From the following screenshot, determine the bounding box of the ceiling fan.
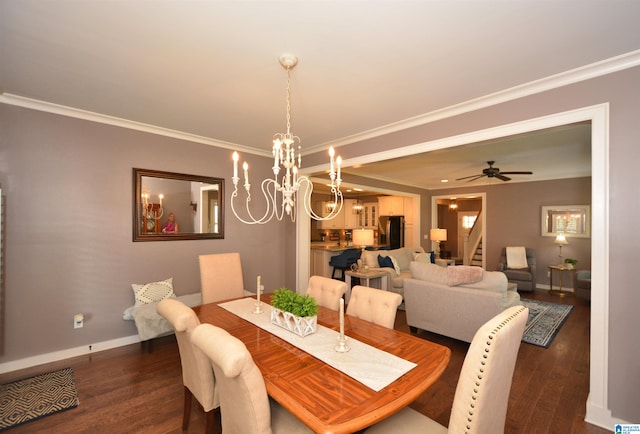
[456,161,533,182]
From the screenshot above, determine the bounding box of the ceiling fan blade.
[495,174,511,181]
[456,174,485,181]
[499,171,533,175]
[463,174,487,183]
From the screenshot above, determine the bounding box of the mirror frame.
[541,204,590,238]
[133,168,225,242]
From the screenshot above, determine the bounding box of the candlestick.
[334,298,350,352]
[232,151,239,179]
[339,298,344,337]
[243,162,249,187]
[253,275,263,314]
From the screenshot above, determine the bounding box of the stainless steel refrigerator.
[378,216,405,249]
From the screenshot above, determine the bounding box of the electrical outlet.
[547,270,551,277]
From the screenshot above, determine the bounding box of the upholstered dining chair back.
[191,323,312,434]
[156,298,218,432]
[306,276,348,311]
[447,304,528,433]
[364,305,529,434]
[199,252,245,304]
[346,285,403,329]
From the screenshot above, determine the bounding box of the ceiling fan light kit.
[456,161,533,183]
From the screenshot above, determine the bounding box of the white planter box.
[270,307,317,337]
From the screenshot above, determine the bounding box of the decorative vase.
[270,307,317,337]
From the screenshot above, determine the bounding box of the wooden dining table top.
[193,296,451,434]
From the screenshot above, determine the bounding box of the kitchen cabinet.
[343,199,360,229]
[379,196,413,221]
[378,196,405,216]
[359,202,378,228]
[319,201,345,229]
[310,247,344,278]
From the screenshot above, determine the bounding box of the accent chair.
[497,247,537,292]
[346,285,403,329]
[191,323,313,433]
[364,305,528,434]
[199,252,246,304]
[306,275,348,311]
[156,298,219,433]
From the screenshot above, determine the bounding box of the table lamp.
[352,228,374,249]
[554,232,568,265]
[430,228,447,258]
[352,228,374,270]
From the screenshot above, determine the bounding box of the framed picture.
[541,205,590,238]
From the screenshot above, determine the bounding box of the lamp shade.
[352,228,374,246]
[554,232,568,245]
[430,228,447,242]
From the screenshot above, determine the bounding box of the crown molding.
[304,49,640,154]
[2,50,638,158]
[0,93,271,157]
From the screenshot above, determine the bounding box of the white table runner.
[219,298,416,392]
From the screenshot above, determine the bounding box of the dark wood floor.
[0,290,610,433]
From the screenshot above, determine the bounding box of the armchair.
[498,247,537,292]
[575,269,591,302]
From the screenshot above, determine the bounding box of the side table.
[344,269,389,303]
[435,258,456,267]
[548,265,576,297]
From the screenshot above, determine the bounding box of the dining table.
[193,295,451,434]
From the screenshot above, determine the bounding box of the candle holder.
[253,282,264,314]
[334,335,351,353]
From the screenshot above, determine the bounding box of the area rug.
[0,367,79,431]
[521,299,574,348]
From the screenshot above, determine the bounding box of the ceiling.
[1,1,639,190]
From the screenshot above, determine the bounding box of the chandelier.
[141,192,164,234]
[231,54,343,224]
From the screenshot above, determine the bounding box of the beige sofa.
[360,246,428,298]
[404,262,521,343]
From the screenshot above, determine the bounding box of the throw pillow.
[131,277,175,307]
[447,266,484,286]
[387,255,401,275]
[413,252,435,264]
[378,254,395,270]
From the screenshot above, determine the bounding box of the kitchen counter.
[310,244,388,278]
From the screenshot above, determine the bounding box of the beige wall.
[1,64,639,424]
[434,177,592,284]
[304,65,640,423]
[0,104,293,364]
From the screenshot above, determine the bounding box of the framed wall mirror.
[541,205,590,238]
[133,168,224,241]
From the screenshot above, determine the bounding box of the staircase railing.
[463,211,483,266]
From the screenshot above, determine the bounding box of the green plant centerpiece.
[270,288,318,337]
[564,258,578,269]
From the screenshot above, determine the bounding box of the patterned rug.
[521,299,574,348]
[0,367,79,431]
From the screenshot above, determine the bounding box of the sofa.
[360,246,430,298]
[404,261,521,343]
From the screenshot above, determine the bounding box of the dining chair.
[156,298,219,434]
[364,305,529,434]
[305,275,348,311]
[199,252,246,304]
[191,323,313,434]
[346,285,403,329]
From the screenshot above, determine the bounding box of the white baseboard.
[0,335,141,374]
[586,397,631,430]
